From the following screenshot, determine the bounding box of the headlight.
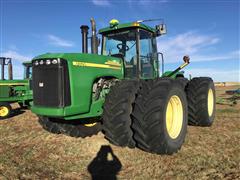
[40,60,44,65]
[46,59,51,65]
[34,61,39,66]
[52,59,58,64]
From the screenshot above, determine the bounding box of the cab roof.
[22,61,32,65]
[99,22,156,34]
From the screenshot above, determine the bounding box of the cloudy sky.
[0,0,239,81]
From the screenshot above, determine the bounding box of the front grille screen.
[32,59,71,107]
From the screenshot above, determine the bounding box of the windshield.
[102,29,137,78]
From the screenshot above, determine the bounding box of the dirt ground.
[0,86,239,179]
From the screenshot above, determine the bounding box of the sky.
[0,0,239,82]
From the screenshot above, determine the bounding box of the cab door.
[138,29,158,79]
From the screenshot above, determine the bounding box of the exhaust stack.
[0,57,13,80]
[80,25,89,53]
[0,57,4,80]
[8,59,13,80]
[90,18,98,54]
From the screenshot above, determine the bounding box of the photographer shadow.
[88,145,122,180]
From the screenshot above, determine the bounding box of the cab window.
[102,30,137,78]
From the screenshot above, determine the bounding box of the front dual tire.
[132,78,188,154]
[102,80,139,148]
[102,78,188,154]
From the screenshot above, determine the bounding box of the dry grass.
[0,86,240,179]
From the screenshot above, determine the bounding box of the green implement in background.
[0,57,32,119]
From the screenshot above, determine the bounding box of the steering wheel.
[117,43,129,51]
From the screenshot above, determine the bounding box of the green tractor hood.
[31,53,124,119]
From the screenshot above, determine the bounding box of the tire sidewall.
[162,83,188,150]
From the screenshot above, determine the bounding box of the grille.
[32,58,71,107]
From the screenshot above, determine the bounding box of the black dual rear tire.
[39,116,102,138]
[132,78,188,154]
[186,77,216,126]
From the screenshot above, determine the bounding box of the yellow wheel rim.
[208,88,214,117]
[166,95,183,139]
[84,122,97,127]
[0,106,9,117]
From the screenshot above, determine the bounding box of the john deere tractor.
[31,19,216,154]
[0,57,33,119]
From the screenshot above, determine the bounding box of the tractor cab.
[99,20,165,79]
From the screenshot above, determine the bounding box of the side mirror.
[156,24,167,36]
